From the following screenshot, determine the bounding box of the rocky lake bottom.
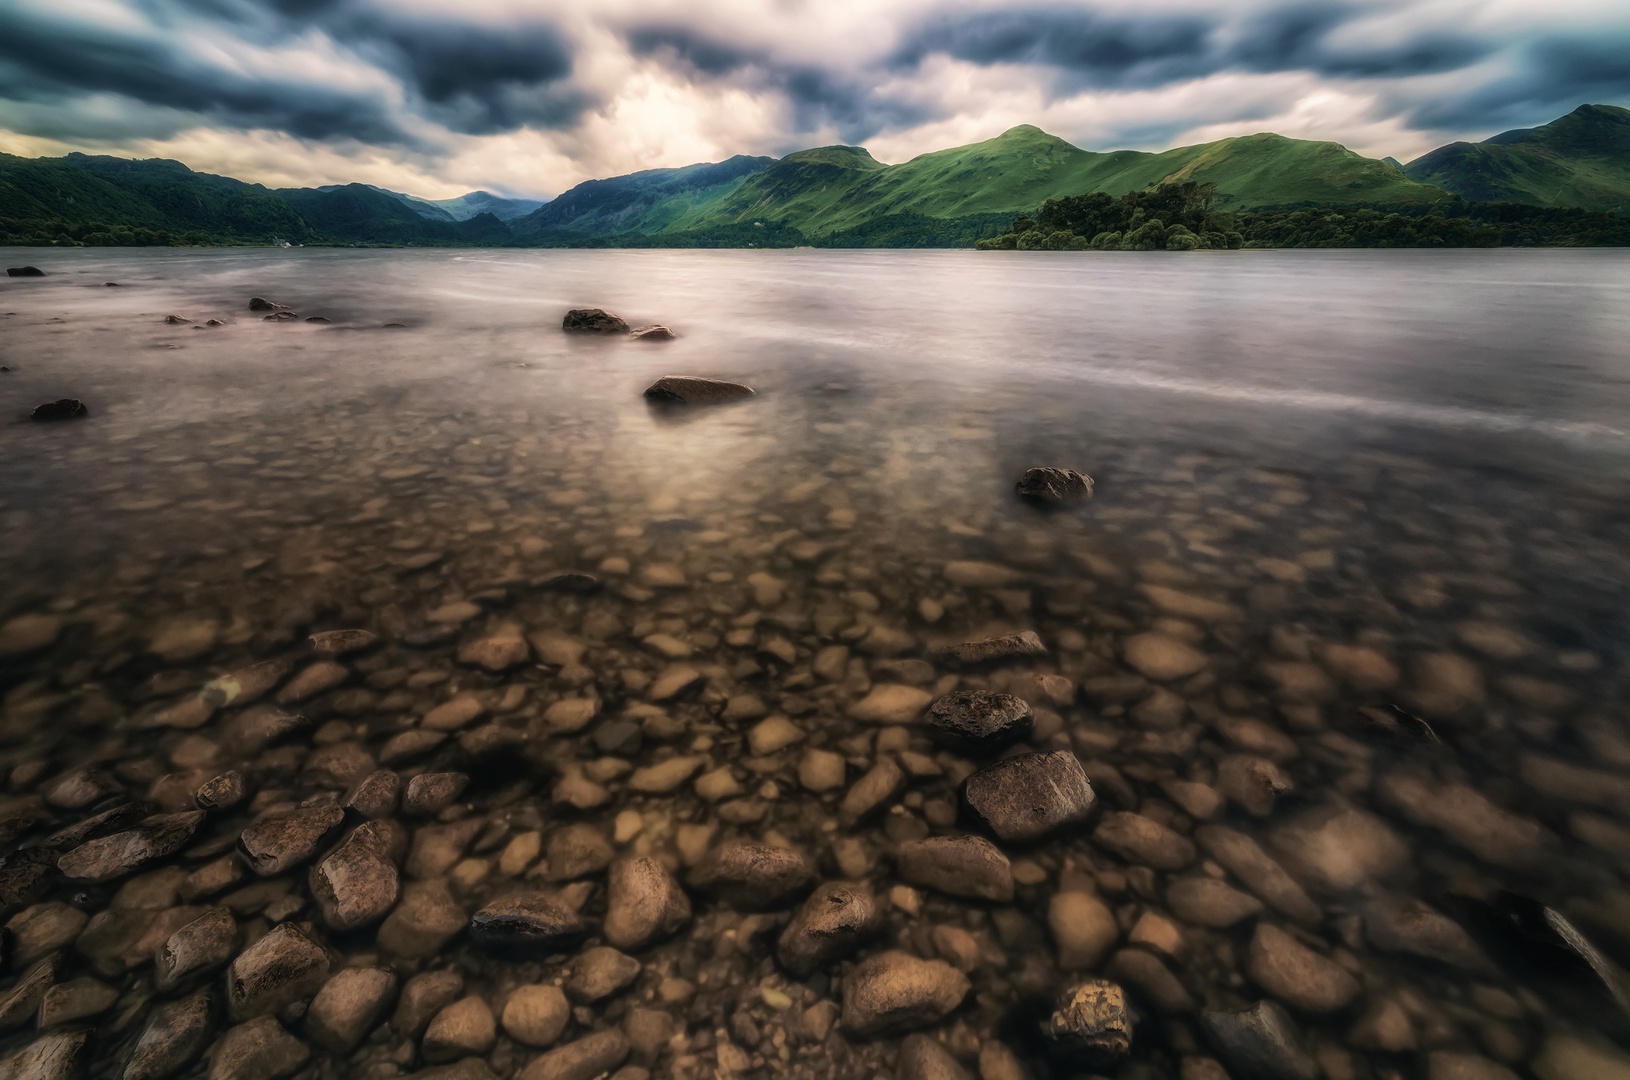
[2,247,1630,1080]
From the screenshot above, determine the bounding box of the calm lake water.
[2,247,1630,1080]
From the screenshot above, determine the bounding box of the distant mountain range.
[1,104,1625,248]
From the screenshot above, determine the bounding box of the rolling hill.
[507,155,776,242]
[1404,104,1630,212]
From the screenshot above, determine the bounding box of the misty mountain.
[1404,104,1630,212]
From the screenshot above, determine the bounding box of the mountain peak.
[781,145,885,170]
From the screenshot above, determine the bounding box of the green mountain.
[276,184,513,245]
[508,155,776,242]
[345,187,543,222]
[1403,104,1630,211]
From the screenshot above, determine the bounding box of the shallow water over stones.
[2,247,1630,1079]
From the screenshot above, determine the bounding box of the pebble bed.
[3,254,1630,1080]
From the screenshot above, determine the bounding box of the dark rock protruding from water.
[1045,979,1132,1062]
[7,266,44,277]
[468,893,586,955]
[644,376,756,404]
[933,631,1047,668]
[777,881,879,978]
[1016,467,1094,503]
[562,308,628,333]
[30,399,88,421]
[264,311,297,322]
[962,752,1095,843]
[248,297,287,311]
[1200,999,1319,1080]
[688,842,818,909]
[630,324,674,340]
[924,690,1033,755]
[164,315,191,325]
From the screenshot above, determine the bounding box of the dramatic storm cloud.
[0,0,1626,198]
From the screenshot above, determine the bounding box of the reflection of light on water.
[1062,363,1630,445]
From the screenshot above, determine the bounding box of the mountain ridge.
[1404,104,1630,211]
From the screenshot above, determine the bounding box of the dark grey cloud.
[1402,34,1630,133]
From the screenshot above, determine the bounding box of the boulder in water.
[644,376,755,404]
[163,315,191,325]
[31,399,88,421]
[563,308,629,333]
[630,324,675,340]
[247,297,286,311]
[7,266,44,277]
[1017,467,1094,502]
[263,311,297,322]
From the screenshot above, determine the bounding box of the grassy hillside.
[676,125,1452,238]
[1404,104,1630,211]
[278,185,512,245]
[509,155,776,242]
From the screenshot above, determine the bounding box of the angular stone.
[125,988,214,1080]
[1046,979,1132,1062]
[604,857,691,951]
[518,1029,631,1080]
[1016,467,1094,503]
[933,631,1047,669]
[208,1016,309,1080]
[1166,877,1264,928]
[404,772,469,816]
[239,806,345,876]
[565,946,641,1003]
[1,1032,88,1080]
[309,629,378,656]
[8,902,88,968]
[961,752,1095,843]
[0,952,64,1027]
[1093,812,1196,871]
[643,376,754,403]
[58,811,206,883]
[37,975,118,1027]
[923,691,1033,756]
[842,950,970,1037]
[647,666,703,701]
[897,836,1013,902]
[1246,924,1359,1013]
[849,685,935,725]
[310,825,400,931]
[777,881,880,978]
[502,984,569,1047]
[628,755,705,793]
[687,842,817,910]
[195,771,247,812]
[1050,890,1120,970]
[563,308,628,333]
[226,922,329,1020]
[423,996,496,1063]
[393,970,465,1039]
[157,906,236,990]
[1195,827,1321,925]
[1200,1000,1318,1080]
[469,893,585,955]
[305,967,397,1053]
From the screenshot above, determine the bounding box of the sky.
[1,0,1627,200]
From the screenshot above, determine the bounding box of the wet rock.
[157,906,236,990]
[0,952,63,1027]
[301,742,375,789]
[1045,979,1132,1062]
[195,771,247,812]
[247,297,287,311]
[1246,924,1359,1013]
[31,399,88,421]
[1200,999,1318,1080]
[0,613,62,658]
[343,770,400,819]
[747,715,803,755]
[1,1032,88,1080]
[842,950,970,1037]
[1363,895,1488,970]
[208,1016,309,1080]
[799,748,848,792]
[628,755,705,792]
[503,984,569,1047]
[841,757,906,823]
[8,902,88,967]
[469,893,585,955]
[563,308,628,333]
[898,1033,974,1080]
[309,823,400,931]
[459,628,530,671]
[777,881,880,978]
[1194,826,1321,925]
[687,842,818,910]
[518,1028,630,1080]
[934,631,1048,669]
[309,629,377,656]
[961,752,1095,843]
[1093,811,1196,871]
[1216,755,1292,817]
[424,996,496,1062]
[1110,948,1194,1012]
[404,772,469,815]
[1124,633,1207,680]
[1166,877,1264,928]
[226,922,329,1020]
[1378,771,1551,869]
[604,857,691,950]
[37,974,117,1027]
[923,691,1033,756]
[1016,467,1094,503]
[1427,1053,1521,1080]
[407,818,483,879]
[896,836,1014,902]
[125,988,214,1080]
[423,694,486,731]
[305,967,396,1053]
[239,806,345,876]
[275,661,347,704]
[393,970,465,1039]
[850,685,935,724]
[59,810,206,883]
[629,324,674,340]
[566,946,641,1003]
[222,704,307,753]
[7,265,45,276]
[548,824,615,881]
[1049,890,1120,970]
[1270,800,1409,893]
[643,375,755,403]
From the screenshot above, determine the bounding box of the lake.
[3,246,1630,1080]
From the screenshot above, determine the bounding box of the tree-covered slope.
[276,185,511,245]
[1403,104,1630,211]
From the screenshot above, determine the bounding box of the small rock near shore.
[1016,467,1094,503]
[562,308,629,333]
[962,752,1095,843]
[924,691,1033,755]
[643,375,755,404]
[31,399,89,421]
